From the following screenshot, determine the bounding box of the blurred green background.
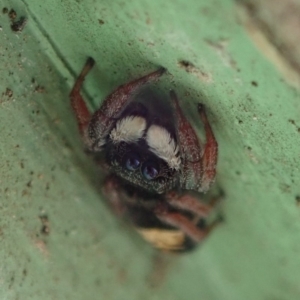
[1,0,300,299]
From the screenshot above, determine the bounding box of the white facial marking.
[146,125,180,170]
[110,116,146,143]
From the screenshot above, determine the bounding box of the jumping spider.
[70,57,220,251]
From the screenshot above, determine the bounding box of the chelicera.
[70,58,220,251]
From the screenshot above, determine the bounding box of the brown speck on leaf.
[251,81,258,87]
[39,215,50,236]
[288,119,300,132]
[178,60,212,83]
[2,7,8,14]
[296,195,300,206]
[8,9,17,20]
[11,17,27,32]
[22,189,30,196]
[34,239,49,258]
[4,88,13,98]
[98,19,104,25]
[34,85,45,93]
[7,9,27,32]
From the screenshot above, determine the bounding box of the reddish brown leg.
[102,175,127,216]
[197,104,218,192]
[69,57,95,136]
[170,91,202,191]
[165,191,218,218]
[154,208,219,243]
[87,67,166,150]
[170,90,202,162]
[95,67,166,118]
[170,91,218,192]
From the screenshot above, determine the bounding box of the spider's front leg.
[70,58,166,150]
[69,57,95,136]
[197,103,218,192]
[170,91,218,192]
[88,66,166,151]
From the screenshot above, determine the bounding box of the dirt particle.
[11,16,27,32]
[6,8,27,32]
[178,60,194,70]
[177,60,212,83]
[34,239,49,257]
[4,88,13,98]
[34,85,45,93]
[296,195,300,206]
[288,119,300,132]
[98,19,104,25]
[2,7,8,14]
[8,9,16,20]
[251,80,258,87]
[39,215,50,236]
[22,189,30,196]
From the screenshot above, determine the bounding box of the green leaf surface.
[1,0,300,299]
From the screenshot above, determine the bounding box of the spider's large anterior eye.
[142,162,159,180]
[125,154,141,171]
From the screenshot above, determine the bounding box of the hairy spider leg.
[87,66,166,150]
[69,57,95,135]
[170,91,203,191]
[166,191,218,218]
[170,91,218,193]
[197,103,218,192]
[154,208,219,243]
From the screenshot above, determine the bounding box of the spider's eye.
[142,162,159,180]
[125,154,141,171]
